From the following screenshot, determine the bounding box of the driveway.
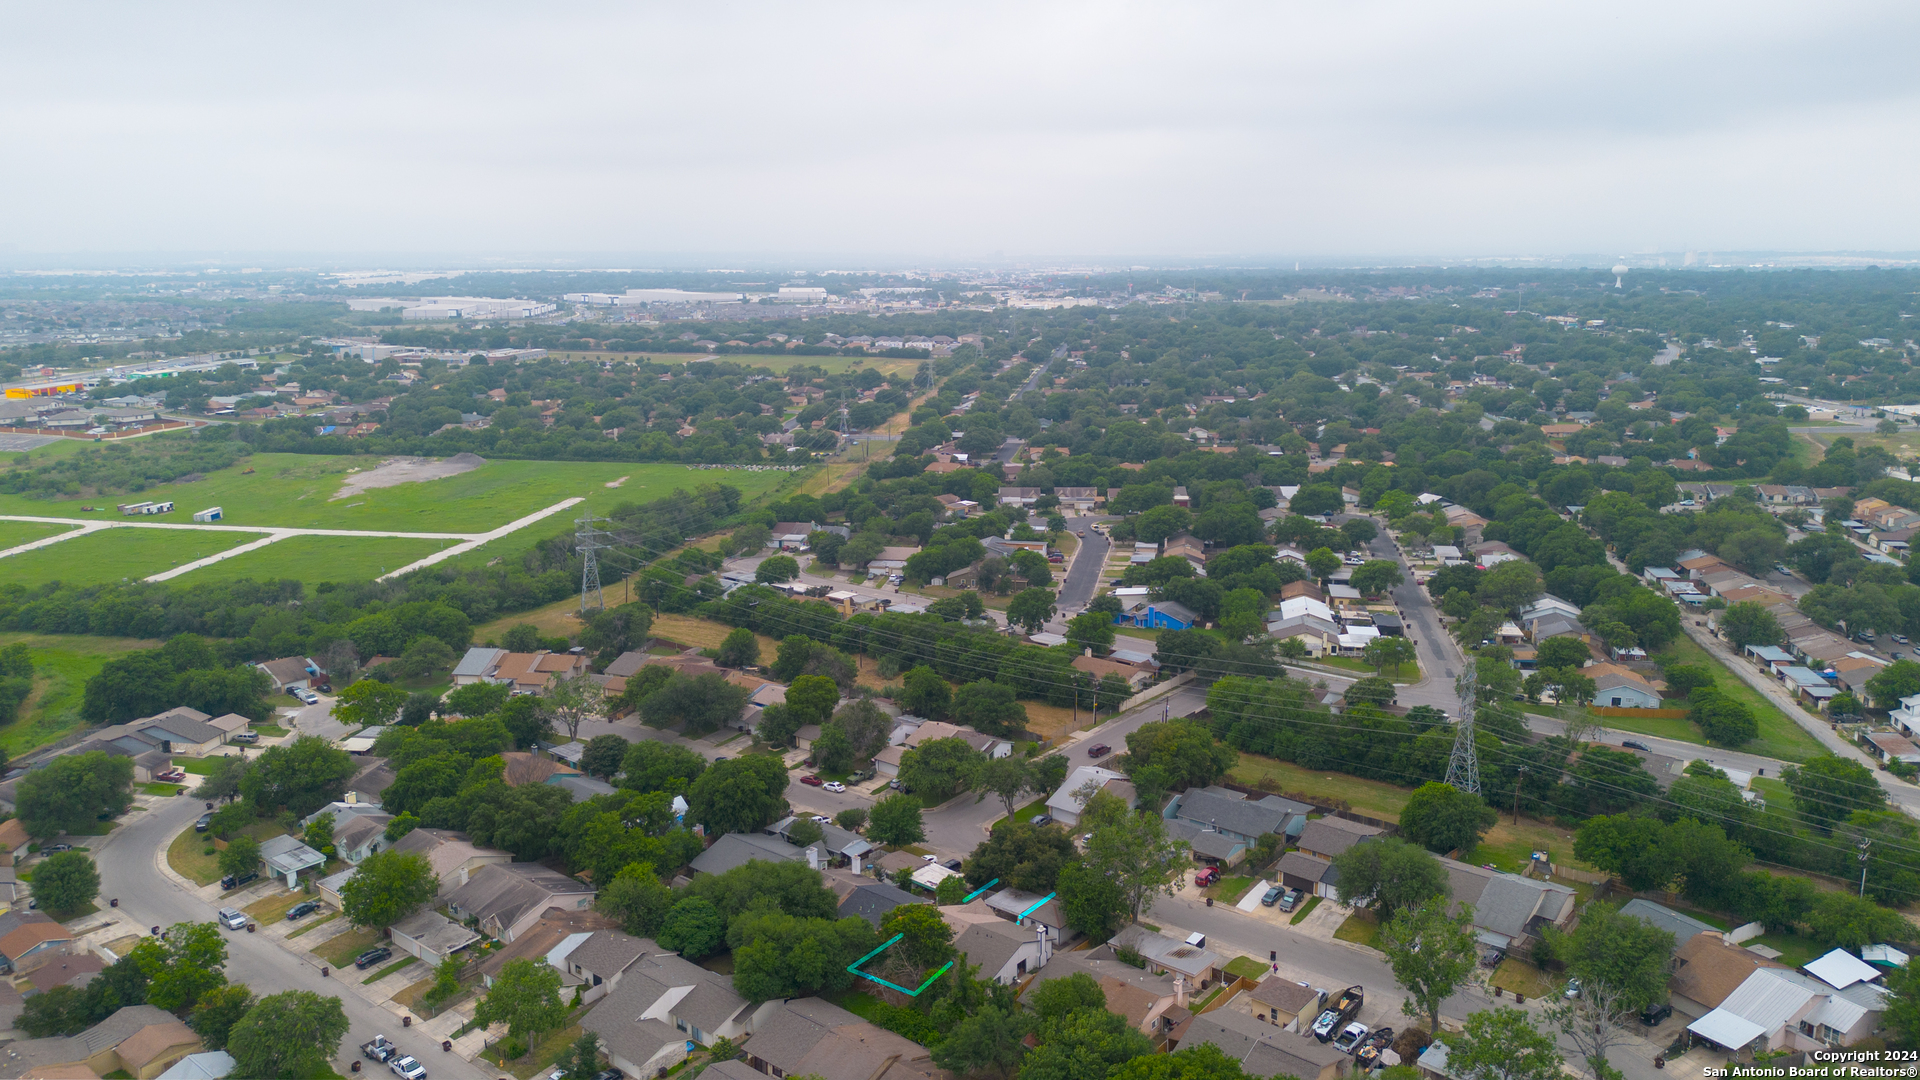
[94,796,492,1078]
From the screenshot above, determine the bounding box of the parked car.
[356,946,394,970]
[1086,744,1111,758]
[231,730,259,744]
[42,843,71,853]
[944,859,963,871]
[220,871,258,891]
[1622,740,1653,752]
[824,781,846,793]
[1897,635,1912,646]
[286,900,318,921]
[362,1035,399,1062]
[155,768,187,783]
[195,813,213,832]
[218,907,249,931]
[811,815,830,824]
[1564,977,1582,998]
[1641,1002,1673,1026]
[1278,888,1303,912]
[1031,813,1054,827]
[1194,866,1220,887]
[800,774,824,787]
[1260,886,1285,906]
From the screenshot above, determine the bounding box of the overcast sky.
[4,2,1918,265]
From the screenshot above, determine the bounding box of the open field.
[0,520,77,550]
[0,528,255,589]
[192,534,459,585]
[0,452,797,533]
[0,632,164,757]
[1661,635,1826,762]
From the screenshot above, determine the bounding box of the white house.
[1045,766,1132,828]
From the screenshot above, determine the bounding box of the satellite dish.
[1611,264,1629,289]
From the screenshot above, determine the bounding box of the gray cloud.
[2,1,1917,261]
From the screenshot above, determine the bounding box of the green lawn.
[0,520,79,551]
[0,452,794,534]
[1011,797,1049,824]
[1334,912,1381,948]
[1660,636,1826,762]
[189,534,458,585]
[314,926,383,969]
[167,825,221,886]
[1301,655,1422,681]
[1229,753,1412,820]
[363,956,419,984]
[1224,955,1269,981]
[0,633,161,757]
[1289,895,1321,924]
[0,527,255,588]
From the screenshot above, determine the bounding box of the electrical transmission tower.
[1445,662,1480,794]
[575,514,613,614]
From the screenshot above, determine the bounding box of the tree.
[901,666,953,720]
[226,990,350,1080]
[900,737,986,799]
[331,679,407,729]
[716,627,761,669]
[239,736,354,818]
[1079,802,1189,923]
[1029,972,1107,1022]
[832,698,894,760]
[1661,663,1714,698]
[444,680,512,719]
[640,671,750,735]
[657,897,728,959]
[1883,958,1920,1050]
[1351,559,1405,597]
[1719,601,1784,650]
[1782,753,1886,832]
[543,671,607,741]
[1443,1008,1564,1080]
[1134,505,1193,543]
[1007,587,1058,634]
[130,921,228,1013]
[1550,902,1675,1013]
[756,554,801,583]
[1056,858,1129,940]
[555,1030,607,1080]
[34,851,99,915]
[1123,719,1236,792]
[932,1005,1030,1079]
[598,863,675,936]
[785,675,840,725]
[473,958,568,1053]
[1867,659,1920,709]
[964,819,1077,893]
[620,741,708,794]
[976,755,1036,820]
[728,910,879,1002]
[1332,837,1449,924]
[189,984,255,1051]
[1399,782,1498,854]
[1346,676,1397,708]
[1573,815,1685,893]
[498,694,555,748]
[1065,611,1117,653]
[882,901,956,969]
[1363,634,1418,676]
[1687,689,1758,746]
[339,850,439,930]
[952,680,1028,737]
[835,808,867,831]
[580,734,629,780]
[812,724,855,773]
[687,755,790,835]
[1020,1003,1154,1080]
[218,836,260,879]
[1535,636,1591,672]
[1306,547,1341,581]
[1380,898,1478,1035]
[1478,560,1544,612]
[16,751,133,839]
[869,793,927,847]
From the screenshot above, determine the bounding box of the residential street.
[93,795,491,1079]
[1347,516,1471,715]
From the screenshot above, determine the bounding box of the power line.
[1445,661,1480,794]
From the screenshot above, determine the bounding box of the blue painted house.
[1118,599,1197,631]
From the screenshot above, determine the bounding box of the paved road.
[1049,514,1113,628]
[1349,517,1469,714]
[95,796,490,1079]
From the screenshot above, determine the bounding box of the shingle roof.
[1170,1007,1347,1079]
[445,864,594,933]
[739,997,936,1080]
[1671,934,1786,1009]
[953,918,1038,976]
[567,928,650,981]
[1276,851,1334,884]
[838,882,919,927]
[1170,789,1301,838]
[1618,899,1718,949]
[1295,817,1381,858]
[690,832,809,875]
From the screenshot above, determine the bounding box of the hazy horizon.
[5,2,1918,263]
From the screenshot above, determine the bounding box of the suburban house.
[1045,765,1134,828]
[301,796,391,864]
[1107,925,1223,987]
[983,887,1073,943]
[28,953,105,994]
[256,834,327,888]
[691,831,823,876]
[1295,818,1382,861]
[444,863,596,942]
[390,828,513,893]
[1165,788,1311,845]
[77,706,237,761]
[473,908,622,998]
[942,904,1051,984]
[451,646,508,686]
[1442,859,1576,953]
[1686,964,1886,1055]
[0,912,75,974]
[766,816,875,873]
[1585,662,1664,708]
[0,818,28,865]
[1168,1008,1350,1080]
[829,875,918,928]
[997,487,1043,507]
[448,647,590,693]
[1618,899,1719,952]
[1021,951,1188,1039]
[739,996,939,1080]
[584,939,777,1079]
[1055,487,1103,512]
[1071,653,1155,692]
[1236,978,1327,1030]
[389,909,483,965]
[874,721,1015,778]
[0,1004,201,1079]
[1115,599,1199,631]
[1670,934,1788,1020]
[255,657,322,694]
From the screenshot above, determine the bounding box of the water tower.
[1612,263,1629,289]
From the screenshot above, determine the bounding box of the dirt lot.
[331,453,487,500]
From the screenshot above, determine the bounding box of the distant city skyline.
[3,2,1916,260]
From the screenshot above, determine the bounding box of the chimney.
[1174,974,1187,1008]
[345,791,358,805]
[1037,924,1051,968]
[806,846,820,870]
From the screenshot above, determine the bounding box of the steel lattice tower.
[575,514,612,614]
[1445,661,1480,794]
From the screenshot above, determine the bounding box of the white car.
[811,814,830,824]
[389,1056,427,1080]
[823,781,846,793]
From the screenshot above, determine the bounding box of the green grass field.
[1662,636,1826,762]
[0,633,162,757]
[191,534,459,585]
[0,528,255,589]
[0,520,78,551]
[0,452,798,533]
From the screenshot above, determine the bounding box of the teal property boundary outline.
[846,933,955,996]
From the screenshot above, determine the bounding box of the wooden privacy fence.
[1590,706,1690,718]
